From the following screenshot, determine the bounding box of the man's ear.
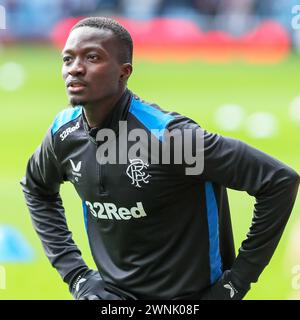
[120,63,133,83]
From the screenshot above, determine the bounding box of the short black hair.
[72,17,133,64]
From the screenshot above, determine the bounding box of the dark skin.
[62,26,133,128]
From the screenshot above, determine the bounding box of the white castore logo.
[70,159,82,181]
[126,159,151,188]
[76,278,86,292]
[224,282,237,298]
[70,159,81,172]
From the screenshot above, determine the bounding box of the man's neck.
[83,89,125,128]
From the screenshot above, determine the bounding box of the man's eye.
[63,56,73,63]
[87,54,100,61]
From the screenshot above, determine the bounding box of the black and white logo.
[126,159,151,188]
[70,159,82,182]
[224,281,238,299]
[75,278,86,292]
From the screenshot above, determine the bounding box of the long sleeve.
[201,130,300,285]
[20,128,88,282]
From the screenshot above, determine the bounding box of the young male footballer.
[21,17,300,300]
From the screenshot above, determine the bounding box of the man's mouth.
[67,80,87,94]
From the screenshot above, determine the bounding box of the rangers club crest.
[126,159,151,188]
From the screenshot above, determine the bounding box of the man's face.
[62,26,129,107]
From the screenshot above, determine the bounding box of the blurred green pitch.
[0,45,299,299]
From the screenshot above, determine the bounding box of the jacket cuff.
[230,255,263,286]
[53,251,88,284]
[64,266,90,288]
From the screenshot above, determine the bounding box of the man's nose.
[68,58,86,76]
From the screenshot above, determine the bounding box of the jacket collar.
[82,88,132,142]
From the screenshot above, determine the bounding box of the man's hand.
[70,269,125,300]
[200,270,250,300]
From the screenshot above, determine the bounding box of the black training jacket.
[21,89,300,299]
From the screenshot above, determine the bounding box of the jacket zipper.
[98,162,107,195]
[96,143,108,196]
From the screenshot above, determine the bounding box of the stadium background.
[0,0,299,299]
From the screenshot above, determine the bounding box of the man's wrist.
[200,270,250,300]
[231,255,261,285]
[65,266,90,288]
[230,269,251,292]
